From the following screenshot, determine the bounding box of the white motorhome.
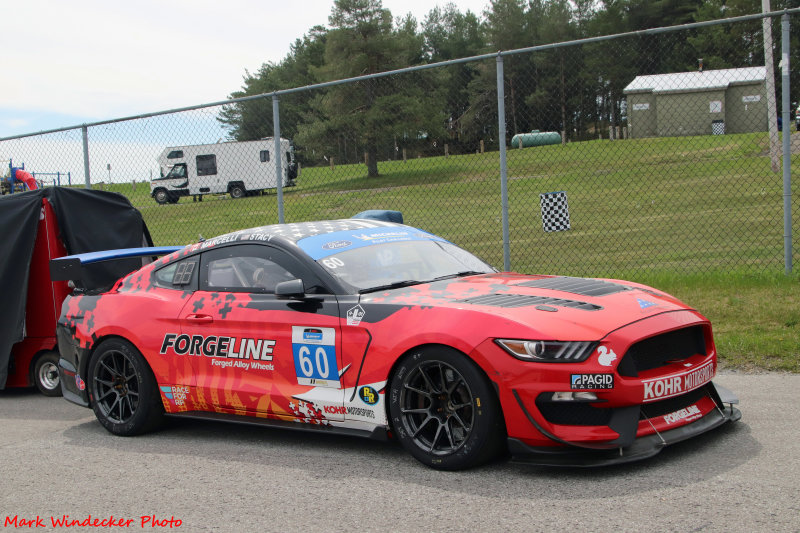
[150,138,297,204]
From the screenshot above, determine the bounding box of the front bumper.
[508,381,741,467]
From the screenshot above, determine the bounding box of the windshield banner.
[297,228,447,260]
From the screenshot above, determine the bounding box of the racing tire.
[88,338,164,436]
[33,351,62,397]
[153,189,169,205]
[229,184,245,199]
[388,346,505,470]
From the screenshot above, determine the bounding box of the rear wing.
[50,246,184,282]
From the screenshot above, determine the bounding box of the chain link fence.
[1,11,797,278]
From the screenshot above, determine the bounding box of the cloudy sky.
[1,0,491,138]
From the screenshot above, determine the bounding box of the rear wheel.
[229,183,245,199]
[388,346,504,470]
[33,351,62,397]
[88,338,164,436]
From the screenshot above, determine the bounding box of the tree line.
[219,0,800,177]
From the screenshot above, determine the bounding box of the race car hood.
[362,273,699,340]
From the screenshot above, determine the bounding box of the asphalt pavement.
[1,372,798,532]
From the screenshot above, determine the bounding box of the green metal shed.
[623,67,767,139]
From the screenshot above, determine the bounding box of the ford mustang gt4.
[51,219,740,470]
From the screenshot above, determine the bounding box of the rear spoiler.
[50,246,184,282]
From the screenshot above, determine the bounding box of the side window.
[196,154,217,176]
[260,150,270,162]
[153,257,199,290]
[200,245,304,294]
[285,151,292,163]
[166,150,184,159]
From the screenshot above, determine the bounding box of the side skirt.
[166,410,390,441]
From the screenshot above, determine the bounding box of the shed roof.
[623,66,766,94]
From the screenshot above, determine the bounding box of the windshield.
[316,240,494,292]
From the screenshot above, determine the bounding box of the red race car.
[52,219,740,469]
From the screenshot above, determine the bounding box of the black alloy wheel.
[389,347,504,470]
[88,339,164,435]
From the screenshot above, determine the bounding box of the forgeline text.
[160,334,275,361]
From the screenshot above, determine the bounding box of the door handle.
[186,314,214,324]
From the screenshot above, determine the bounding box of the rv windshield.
[164,164,186,179]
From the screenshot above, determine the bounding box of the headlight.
[495,339,597,362]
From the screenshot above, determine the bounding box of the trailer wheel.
[229,183,246,199]
[153,188,169,205]
[33,351,62,397]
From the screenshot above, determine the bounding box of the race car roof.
[197,219,447,261]
[203,219,403,245]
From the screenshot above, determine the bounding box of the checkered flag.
[540,191,571,232]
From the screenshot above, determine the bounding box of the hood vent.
[514,276,631,296]
[457,293,602,311]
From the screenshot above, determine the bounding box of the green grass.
[100,132,799,371]
[630,272,799,373]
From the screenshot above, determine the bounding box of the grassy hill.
[101,132,799,370]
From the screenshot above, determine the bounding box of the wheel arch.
[382,342,504,434]
[83,334,159,392]
[227,181,246,194]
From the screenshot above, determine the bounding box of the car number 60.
[322,257,345,269]
[298,345,330,378]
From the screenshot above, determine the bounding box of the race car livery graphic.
[53,219,740,469]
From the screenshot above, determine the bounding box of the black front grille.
[535,394,613,426]
[639,384,710,420]
[458,293,602,311]
[618,326,706,377]
[514,276,631,296]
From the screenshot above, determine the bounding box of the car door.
[181,243,345,421]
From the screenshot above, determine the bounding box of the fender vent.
[457,293,602,311]
[515,276,631,296]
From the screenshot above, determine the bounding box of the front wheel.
[388,346,505,470]
[88,338,164,436]
[153,189,169,205]
[33,351,62,397]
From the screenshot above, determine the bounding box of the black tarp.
[0,188,153,389]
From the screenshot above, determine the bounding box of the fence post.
[272,94,284,224]
[764,2,780,172]
[781,14,793,274]
[81,125,91,189]
[496,53,511,272]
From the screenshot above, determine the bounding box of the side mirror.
[275,279,305,299]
